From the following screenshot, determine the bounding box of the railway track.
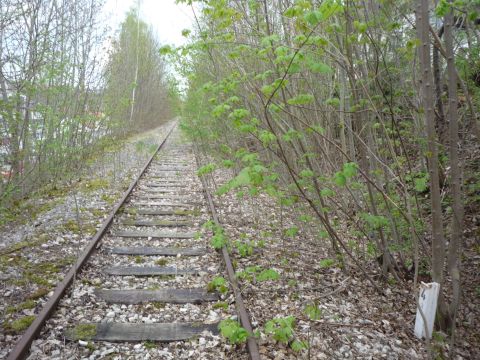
[7,125,259,360]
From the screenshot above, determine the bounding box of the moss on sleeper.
[67,324,97,341]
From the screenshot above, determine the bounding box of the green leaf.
[261,84,275,97]
[285,226,299,237]
[257,268,280,282]
[259,130,277,147]
[435,0,450,17]
[293,34,307,44]
[304,304,323,320]
[222,159,234,168]
[325,97,340,107]
[219,319,249,344]
[197,163,216,176]
[202,220,215,231]
[361,213,389,230]
[159,45,173,55]
[254,70,274,81]
[298,214,313,222]
[261,34,280,47]
[212,103,230,118]
[310,124,325,134]
[353,20,368,33]
[265,316,296,343]
[308,61,332,74]
[210,234,225,249]
[228,108,250,121]
[282,129,303,142]
[287,62,301,74]
[309,35,328,47]
[287,93,314,105]
[304,10,321,26]
[299,169,314,178]
[320,188,335,197]
[342,162,358,178]
[319,230,329,238]
[319,0,343,20]
[414,175,429,192]
[334,172,346,186]
[207,276,228,294]
[291,340,308,352]
[284,5,303,18]
[319,258,335,268]
[210,227,228,249]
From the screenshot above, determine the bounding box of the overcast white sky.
[103,0,195,46]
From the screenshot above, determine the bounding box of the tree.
[103,8,171,133]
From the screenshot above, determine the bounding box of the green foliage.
[235,240,254,257]
[216,162,270,196]
[264,316,296,344]
[367,241,377,257]
[236,266,280,282]
[299,169,314,178]
[334,171,346,186]
[7,316,36,333]
[342,162,358,178]
[284,226,299,237]
[6,300,36,314]
[325,97,340,107]
[67,324,97,341]
[236,265,261,282]
[159,45,173,55]
[334,162,358,187]
[134,256,144,264]
[155,258,168,266]
[207,276,229,294]
[256,268,280,282]
[287,93,314,105]
[197,163,216,176]
[413,173,429,192]
[211,230,228,249]
[144,340,156,350]
[291,339,309,352]
[81,178,110,192]
[218,319,249,344]
[259,130,277,147]
[361,213,389,230]
[307,60,332,74]
[318,258,336,268]
[204,220,229,250]
[222,159,235,168]
[213,301,229,310]
[173,0,476,309]
[304,303,323,320]
[435,0,450,17]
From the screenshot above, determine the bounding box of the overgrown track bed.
[6,126,255,360]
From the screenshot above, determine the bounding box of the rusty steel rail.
[194,147,261,360]
[7,124,176,360]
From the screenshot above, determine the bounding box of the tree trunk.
[416,0,448,327]
[444,3,463,338]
